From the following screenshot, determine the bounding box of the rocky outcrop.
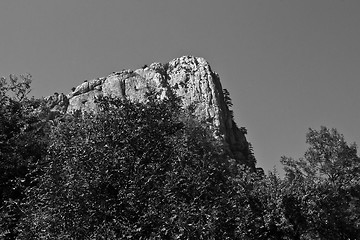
[46,56,255,169]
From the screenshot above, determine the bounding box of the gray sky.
[1,0,360,173]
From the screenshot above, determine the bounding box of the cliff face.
[45,56,255,169]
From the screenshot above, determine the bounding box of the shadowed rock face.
[45,56,255,169]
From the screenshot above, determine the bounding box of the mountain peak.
[45,56,255,168]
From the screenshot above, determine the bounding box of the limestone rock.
[45,56,254,169]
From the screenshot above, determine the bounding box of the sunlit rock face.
[46,56,255,169]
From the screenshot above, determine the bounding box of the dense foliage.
[0,75,50,239]
[280,127,360,239]
[0,77,359,239]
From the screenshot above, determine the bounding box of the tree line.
[0,75,359,239]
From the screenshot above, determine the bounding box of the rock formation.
[46,56,255,169]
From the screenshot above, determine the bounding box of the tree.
[228,165,309,240]
[0,74,49,239]
[281,126,360,239]
[19,92,240,239]
[233,124,360,239]
[281,126,360,184]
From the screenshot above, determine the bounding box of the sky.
[1,0,360,174]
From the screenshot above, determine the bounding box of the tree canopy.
[0,75,49,239]
[280,126,360,239]
[0,77,359,239]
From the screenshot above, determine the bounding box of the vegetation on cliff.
[0,76,359,239]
